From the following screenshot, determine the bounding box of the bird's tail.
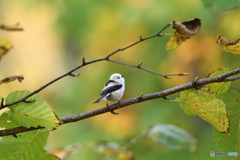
[93,93,109,104]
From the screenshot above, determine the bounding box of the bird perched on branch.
[93,73,125,115]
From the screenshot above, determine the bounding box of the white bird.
[93,73,125,114]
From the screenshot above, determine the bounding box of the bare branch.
[0,24,175,109]
[1,67,240,137]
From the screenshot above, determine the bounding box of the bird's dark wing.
[101,84,122,95]
[105,80,117,87]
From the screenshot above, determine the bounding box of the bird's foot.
[107,103,119,115]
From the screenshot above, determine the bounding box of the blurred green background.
[1,0,240,159]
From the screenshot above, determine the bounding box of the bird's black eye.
[118,77,120,79]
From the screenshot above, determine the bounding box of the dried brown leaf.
[0,75,24,85]
[0,23,23,31]
[173,18,201,36]
[166,18,201,51]
[216,35,240,56]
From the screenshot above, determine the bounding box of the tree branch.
[0,23,183,110]
[1,67,239,137]
[223,75,240,82]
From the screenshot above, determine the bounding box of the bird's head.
[110,73,124,84]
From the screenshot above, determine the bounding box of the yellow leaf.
[176,89,229,133]
[206,67,231,95]
[0,39,12,59]
[216,35,240,56]
[166,35,188,51]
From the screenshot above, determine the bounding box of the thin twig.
[107,59,186,79]
[1,67,240,137]
[0,24,173,109]
[106,23,172,58]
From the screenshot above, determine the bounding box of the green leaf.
[43,154,60,160]
[88,141,134,160]
[213,91,240,157]
[147,124,197,152]
[202,0,240,12]
[206,67,231,95]
[176,89,229,133]
[0,129,50,160]
[0,112,18,129]
[4,91,60,129]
